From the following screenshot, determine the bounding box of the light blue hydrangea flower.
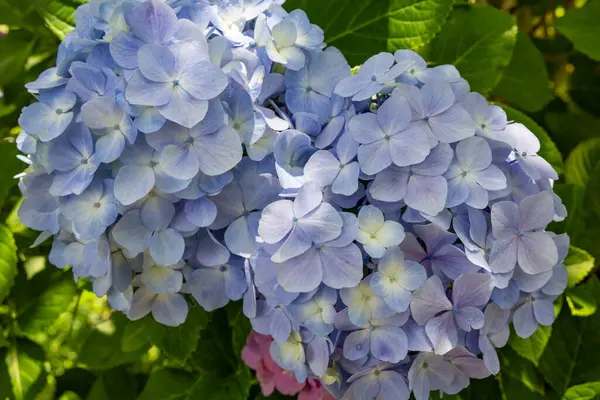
[370,247,427,312]
[355,205,405,259]
[489,191,558,274]
[19,88,76,142]
[349,92,431,175]
[411,273,493,354]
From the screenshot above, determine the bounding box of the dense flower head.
[16,0,569,399]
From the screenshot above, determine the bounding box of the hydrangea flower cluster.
[16,0,569,399]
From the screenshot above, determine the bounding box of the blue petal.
[149,228,184,266]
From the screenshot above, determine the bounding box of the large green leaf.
[563,382,600,400]
[545,111,600,167]
[436,376,502,399]
[284,0,454,66]
[564,137,600,187]
[498,104,564,174]
[0,140,27,207]
[555,0,600,62]
[0,224,18,304]
[4,339,47,400]
[538,296,600,395]
[508,325,551,367]
[564,246,596,288]
[566,275,600,317]
[78,313,150,370]
[493,32,553,112]
[122,306,210,363]
[425,4,517,95]
[137,367,251,400]
[17,269,77,336]
[86,367,138,400]
[499,347,546,398]
[32,0,87,39]
[0,31,36,87]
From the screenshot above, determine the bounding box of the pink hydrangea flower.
[242,330,334,399]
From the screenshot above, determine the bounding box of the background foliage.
[0,0,598,399]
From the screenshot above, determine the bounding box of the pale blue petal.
[141,196,175,230]
[343,329,370,360]
[410,275,453,325]
[275,247,322,293]
[320,244,363,289]
[371,326,408,363]
[184,197,217,227]
[149,228,184,266]
[425,311,457,354]
[127,0,178,44]
[138,44,175,82]
[152,293,188,327]
[114,164,155,205]
[158,87,209,128]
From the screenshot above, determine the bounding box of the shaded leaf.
[499,347,546,398]
[426,4,517,95]
[0,224,18,304]
[566,275,600,317]
[545,111,600,160]
[555,0,600,62]
[0,140,26,207]
[0,31,36,87]
[5,339,47,400]
[564,246,596,288]
[285,0,454,66]
[563,382,600,400]
[17,269,77,336]
[435,376,502,399]
[564,137,600,187]
[493,31,553,112]
[78,313,150,370]
[136,368,196,400]
[508,325,552,367]
[538,293,600,395]
[86,367,138,400]
[33,0,87,39]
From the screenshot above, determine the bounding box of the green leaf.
[435,376,502,399]
[564,137,600,187]
[564,246,596,288]
[226,302,252,361]
[0,140,27,207]
[0,31,36,87]
[136,368,196,400]
[5,339,47,400]
[425,4,517,95]
[563,382,600,400]
[17,270,77,336]
[121,317,157,353]
[86,367,138,400]
[284,0,454,66]
[508,325,552,367]
[131,306,210,364]
[493,32,553,112]
[32,0,87,39]
[555,0,600,62]
[499,347,546,398]
[567,275,600,317]
[0,224,18,304]
[78,313,150,370]
[544,111,600,159]
[498,104,564,174]
[538,294,600,395]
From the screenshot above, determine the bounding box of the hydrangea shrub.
[16,0,568,399]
